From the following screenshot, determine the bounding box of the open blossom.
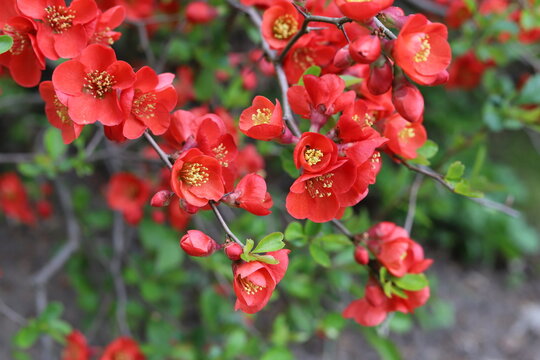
[62,330,91,360]
[288,74,354,129]
[226,173,273,216]
[293,132,338,174]
[52,44,136,126]
[195,115,238,169]
[0,16,45,87]
[393,14,451,86]
[17,0,98,60]
[106,173,149,225]
[335,0,394,22]
[0,172,35,225]
[39,81,84,144]
[185,1,218,24]
[100,337,145,360]
[239,96,284,141]
[170,148,225,208]
[233,249,290,314]
[120,66,177,139]
[383,113,427,160]
[283,33,335,84]
[262,1,302,50]
[180,230,219,257]
[90,6,126,46]
[336,99,381,143]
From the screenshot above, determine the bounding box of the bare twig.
[0,153,35,163]
[126,19,156,67]
[84,129,105,157]
[401,161,521,217]
[275,65,302,137]
[143,131,173,168]
[0,297,26,325]
[331,219,354,240]
[210,202,244,247]
[372,16,397,40]
[404,174,424,234]
[110,212,131,336]
[31,179,81,285]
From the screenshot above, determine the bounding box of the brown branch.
[404,173,424,234]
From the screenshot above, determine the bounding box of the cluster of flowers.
[344,222,432,326]
[62,331,144,360]
[0,172,52,225]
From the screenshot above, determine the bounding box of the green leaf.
[155,239,183,274]
[252,232,285,253]
[318,233,352,246]
[284,221,304,241]
[445,161,465,182]
[517,74,540,105]
[383,281,393,298]
[309,243,331,267]
[393,273,428,291]
[361,328,402,360]
[44,127,67,159]
[39,302,63,321]
[262,347,294,360]
[243,238,254,254]
[454,181,484,198]
[297,66,321,86]
[379,267,388,283]
[13,322,40,349]
[251,253,280,264]
[417,140,439,160]
[0,35,13,54]
[340,75,363,87]
[304,220,322,237]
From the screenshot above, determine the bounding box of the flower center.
[251,108,272,125]
[132,91,157,119]
[44,6,75,34]
[83,70,116,99]
[370,152,381,169]
[272,14,298,40]
[414,35,431,63]
[91,27,114,45]
[304,148,323,166]
[53,96,71,124]
[3,25,27,55]
[306,173,334,198]
[398,127,415,140]
[212,143,229,167]
[239,277,264,295]
[180,162,209,187]
[292,48,315,70]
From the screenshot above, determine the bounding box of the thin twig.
[127,20,156,67]
[143,131,173,168]
[275,65,302,137]
[210,202,244,247]
[401,161,520,217]
[331,219,354,240]
[372,16,397,40]
[404,174,424,234]
[0,297,26,325]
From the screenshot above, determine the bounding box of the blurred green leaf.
[361,328,402,360]
[44,127,67,159]
[309,242,331,267]
[297,66,321,86]
[252,232,285,253]
[393,274,428,291]
[0,35,13,54]
[445,161,465,182]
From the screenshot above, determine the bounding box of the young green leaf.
[297,66,322,86]
[445,161,465,182]
[0,35,13,54]
[393,273,429,291]
[309,243,331,267]
[252,232,285,253]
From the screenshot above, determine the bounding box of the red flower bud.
[367,56,393,95]
[333,45,354,68]
[349,34,381,64]
[180,230,219,257]
[37,200,53,219]
[150,190,174,207]
[354,246,369,265]
[379,7,408,29]
[224,242,243,261]
[185,1,218,24]
[392,75,424,123]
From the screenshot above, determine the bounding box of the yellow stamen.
[304,148,324,166]
[414,35,431,63]
[272,14,299,40]
[180,162,209,187]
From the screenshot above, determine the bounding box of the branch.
[31,178,81,285]
[0,297,26,325]
[0,153,35,163]
[110,212,131,336]
[404,174,424,234]
[401,161,521,218]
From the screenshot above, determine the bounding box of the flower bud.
[379,7,408,29]
[180,230,219,257]
[367,56,393,95]
[185,1,218,24]
[354,246,369,265]
[349,35,381,64]
[392,74,424,123]
[150,190,174,207]
[333,45,354,68]
[224,242,243,261]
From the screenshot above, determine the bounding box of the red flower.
[170,148,225,207]
[52,44,136,126]
[286,159,357,223]
[226,173,273,216]
[39,81,84,144]
[288,74,354,130]
[0,172,35,225]
[62,330,91,360]
[293,132,338,173]
[262,1,302,50]
[120,66,177,139]
[335,0,394,22]
[100,337,145,360]
[349,32,381,64]
[283,34,335,84]
[342,278,389,326]
[233,249,290,314]
[17,0,98,60]
[90,6,126,46]
[446,51,493,90]
[180,230,219,257]
[336,99,381,143]
[392,74,424,123]
[167,196,192,231]
[195,115,238,170]
[0,16,45,87]
[239,96,284,141]
[185,1,218,24]
[236,144,265,177]
[383,113,427,160]
[106,173,150,225]
[393,14,451,86]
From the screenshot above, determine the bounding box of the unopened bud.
[349,35,381,64]
[150,190,174,207]
[224,242,243,261]
[185,1,218,24]
[180,230,219,257]
[354,246,369,265]
[392,73,424,123]
[333,45,354,68]
[367,56,393,95]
